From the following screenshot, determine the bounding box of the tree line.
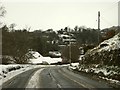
[0,4,119,64]
[1,24,119,64]
[1,25,59,64]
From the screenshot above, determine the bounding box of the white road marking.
[57,83,62,88]
[49,70,62,89]
[8,81,13,85]
[26,68,44,88]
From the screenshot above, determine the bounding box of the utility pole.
[98,11,100,44]
[118,1,120,32]
[69,27,72,66]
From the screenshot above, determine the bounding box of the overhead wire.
[99,2,118,28]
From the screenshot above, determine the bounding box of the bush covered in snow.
[82,33,120,67]
[77,64,120,81]
[1,55,15,64]
[0,65,26,78]
[77,33,120,83]
[83,49,120,66]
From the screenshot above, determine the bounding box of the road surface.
[2,66,114,89]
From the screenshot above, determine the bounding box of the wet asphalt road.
[2,66,114,90]
[2,68,40,88]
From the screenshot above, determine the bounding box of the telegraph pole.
[118,1,120,32]
[69,27,72,66]
[98,11,100,44]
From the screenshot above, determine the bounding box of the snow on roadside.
[70,63,79,70]
[0,51,62,87]
[73,33,120,85]
[69,64,120,86]
[0,64,42,86]
[0,64,59,88]
[71,63,79,66]
[99,76,120,84]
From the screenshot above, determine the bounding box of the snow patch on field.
[28,51,62,64]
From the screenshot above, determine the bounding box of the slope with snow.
[28,51,43,64]
[28,51,62,65]
[82,33,120,66]
[73,33,120,87]
[95,33,120,52]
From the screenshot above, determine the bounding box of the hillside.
[82,32,120,66]
[75,33,120,88]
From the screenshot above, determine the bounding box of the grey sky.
[2,0,119,31]
[118,1,120,26]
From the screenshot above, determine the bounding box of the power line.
[101,16,113,26]
[100,2,118,14]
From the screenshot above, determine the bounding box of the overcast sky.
[118,1,120,26]
[1,0,119,31]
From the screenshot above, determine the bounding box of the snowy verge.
[69,64,120,88]
[0,64,59,87]
[0,64,44,87]
[73,33,120,88]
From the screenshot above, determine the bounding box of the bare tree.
[0,3,6,17]
[0,3,6,27]
[0,3,6,63]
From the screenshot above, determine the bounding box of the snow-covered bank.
[0,64,45,87]
[0,64,61,87]
[70,33,120,88]
[69,64,120,88]
[82,33,120,66]
[0,51,62,87]
[0,64,68,89]
[28,51,62,65]
[96,33,120,52]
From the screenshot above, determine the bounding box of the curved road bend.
[2,66,114,90]
[40,66,114,90]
